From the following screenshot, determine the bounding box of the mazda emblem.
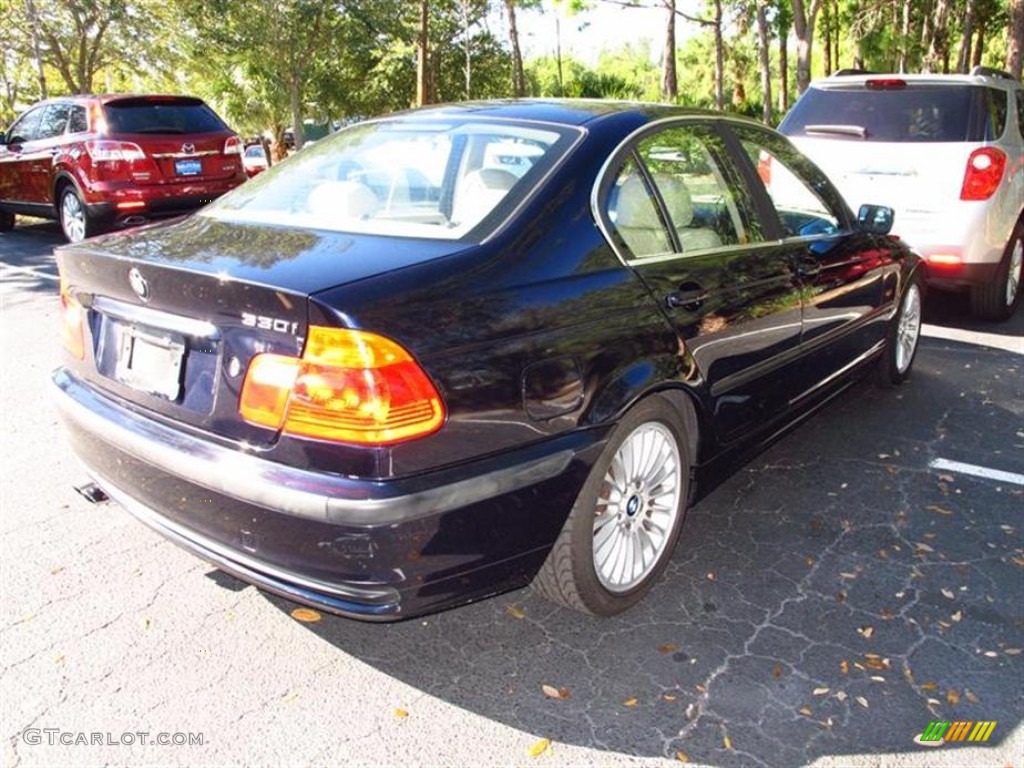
[181,142,195,155]
[128,267,150,302]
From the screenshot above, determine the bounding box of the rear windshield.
[103,98,228,135]
[779,84,993,142]
[202,119,578,240]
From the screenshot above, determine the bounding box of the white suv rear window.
[780,85,1002,143]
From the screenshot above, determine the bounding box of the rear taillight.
[960,148,1006,201]
[85,140,146,163]
[866,79,907,89]
[59,277,84,360]
[239,327,445,446]
[224,135,243,155]
[756,152,771,185]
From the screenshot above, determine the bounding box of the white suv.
[780,67,1023,320]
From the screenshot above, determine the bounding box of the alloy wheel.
[592,422,681,593]
[61,191,86,243]
[1006,238,1023,307]
[895,282,922,375]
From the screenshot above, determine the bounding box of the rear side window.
[103,98,227,135]
[987,88,1008,140]
[68,105,88,133]
[1018,90,1024,138]
[780,85,992,143]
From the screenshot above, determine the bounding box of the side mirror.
[858,204,894,235]
[0,133,6,146]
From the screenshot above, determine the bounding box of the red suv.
[0,94,247,242]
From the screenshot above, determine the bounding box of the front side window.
[734,126,845,238]
[7,107,45,144]
[204,119,575,240]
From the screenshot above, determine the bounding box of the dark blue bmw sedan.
[53,100,924,620]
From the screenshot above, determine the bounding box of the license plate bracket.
[115,326,185,401]
[175,158,202,176]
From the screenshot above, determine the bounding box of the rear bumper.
[919,260,999,291]
[84,178,245,226]
[52,368,604,620]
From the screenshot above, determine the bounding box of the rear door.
[103,97,240,186]
[600,120,804,444]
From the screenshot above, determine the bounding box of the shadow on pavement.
[255,339,1023,767]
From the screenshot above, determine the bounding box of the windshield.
[780,85,991,142]
[202,119,576,240]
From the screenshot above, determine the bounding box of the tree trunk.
[555,14,564,96]
[756,1,772,125]
[956,0,975,72]
[973,23,985,68]
[833,0,840,70]
[417,0,430,106]
[23,0,47,99]
[713,0,724,109]
[504,0,525,97]
[1009,0,1024,79]
[792,0,822,94]
[289,75,304,151]
[924,0,951,73]
[778,19,789,113]
[662,0,678,100]
[899,0,912,72]
[822,0,831,75]
[462,0,471,99]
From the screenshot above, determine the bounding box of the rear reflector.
[960,148,1006,201]
[116,201,146,210]
[866,79,907,89]
[239,327,445,446]
[927,254,962,265]
[60,277,85,360]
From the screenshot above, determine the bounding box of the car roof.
[380,98,750,128]
[811,72,1021,91]
[24,94,209,108]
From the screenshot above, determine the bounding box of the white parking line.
[0,262,59,282]
[930,458,1024,487]
[922,323,1024,355]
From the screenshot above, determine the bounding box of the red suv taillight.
[960,147,1007,201]
[85,140,146,163]
[239,327,446,446]
[224,136,243,155]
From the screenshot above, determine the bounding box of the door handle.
[666,288,709,311]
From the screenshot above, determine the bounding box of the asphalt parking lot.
[2,220,1022,768]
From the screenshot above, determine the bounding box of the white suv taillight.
[960,147,1007,201]
[224,135,243,155]
[85,140,146,163]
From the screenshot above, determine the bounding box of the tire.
[970,220,1023,322]
[57,184,97,244]
[876,272,923,388]
[532,395,691,616]
[0,208,14,232]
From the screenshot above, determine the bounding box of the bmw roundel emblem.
[128,267,150,302]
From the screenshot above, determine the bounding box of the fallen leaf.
[952,610,963,623]
[54,654,65,666]
[507,605,526,619]
[1004,648,1022,655]
[880,607,895,619]
[915,542,935,553]
[623,697,638,707]
[685,703,698,719]
[864,657,889,670]
[527,738,551,758]
[920,682,939,691]
[878,453,891,459]
[281,690,299,704]
[658,644,678,654]
[290,608,321,623]
[1010,556,1024,568]
[937,474,954,483]
[857,626,875,639]
[541,684,566,700]
[856,696,869,708]
[840,571,858,579]
[49,566,64,575]
[773,664,783,679]
[676,750,690,763]
[394,708,409,719]
[946,689,960,704]
[706,572,716,581]
[799,706,813,716]
[836,591,847,603]
[983,650,998,658]
[805,556,815,566]
[840,660,850,674]
[695,684,706,693]
[663,694,678,702]
[870,676,886,682]
[141,617,153,631]
[926,505,953,516]
[965,689,980,703]
[723,735,733,750]
[813,687,830,696]
[941,588,955,600]
[835,691,848,702]
[878,549,890,559]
